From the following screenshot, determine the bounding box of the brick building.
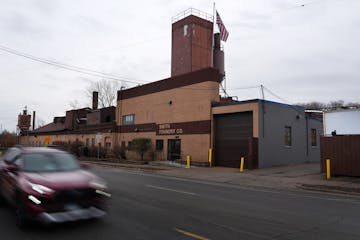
[20,9,322,168]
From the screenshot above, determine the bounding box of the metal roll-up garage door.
[214,111,253,168]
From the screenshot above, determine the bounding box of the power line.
[0,44,148,85]
[263,86,290,104]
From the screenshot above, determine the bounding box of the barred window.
[311,129,317,146]
[156,140,164,151]
[284,126,292,146]
[122,114,135,125]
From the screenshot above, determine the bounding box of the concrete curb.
[83,160,175,171]
[299,184,360,196]
[85,160,360,197]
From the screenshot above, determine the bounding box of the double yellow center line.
[174,228,209,240]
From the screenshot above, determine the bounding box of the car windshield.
[23,153,80,172]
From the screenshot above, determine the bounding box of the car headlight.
[89,180,107,190]
[95,189,111,198]
[27,181,54,195]
[90,180,111,197]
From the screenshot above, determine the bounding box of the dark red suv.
[0,146,110,227]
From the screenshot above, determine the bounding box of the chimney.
[32,111,36,131]
[213,33,225,78]
[92,91,98,110]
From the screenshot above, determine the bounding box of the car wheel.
[15,193,28,228]
[0,182,3,205]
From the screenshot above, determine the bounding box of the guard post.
[208,148,213,167]
[240,157,245,173]
[326,159,331,180]
[186,155,191,169]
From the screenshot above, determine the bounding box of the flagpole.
[211,2,215,68]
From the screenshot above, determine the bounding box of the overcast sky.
[0,0,359,132]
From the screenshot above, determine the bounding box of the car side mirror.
[6,165,19,174]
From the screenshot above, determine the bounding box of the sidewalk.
[85,159,360,196]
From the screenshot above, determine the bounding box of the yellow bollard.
[208,148,213,167]
[326,159,331,180]
[186,155,191,169]
[240,157,244,173]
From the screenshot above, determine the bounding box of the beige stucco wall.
[117,81,220,125]
[212,102,259,138]
[21,132,114,148]
[116,80,219,164]
[118,132,210,164]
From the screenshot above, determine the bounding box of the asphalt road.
[1,166,360,240]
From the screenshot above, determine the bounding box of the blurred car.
[0,146,110,227]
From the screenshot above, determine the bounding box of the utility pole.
[260,84,265,100]
[260,85,265,138]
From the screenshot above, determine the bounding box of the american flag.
[216,11,229,42]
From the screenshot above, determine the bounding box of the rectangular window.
[311,129,317,147]
[284,126,292,146]
[128,141,132,149]
[156,140,164,151]
[122,114,135,125]
[105,142,111,153]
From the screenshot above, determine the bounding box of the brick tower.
[171,9,213,77]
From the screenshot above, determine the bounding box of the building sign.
[44,136,51,144]
[158,123,183,135]
[95,132,102,143]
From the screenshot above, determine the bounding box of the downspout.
[306,116,309,157]
[260,85,265,138]
[118,88,124,147]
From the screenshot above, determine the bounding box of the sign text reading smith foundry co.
[158,123,183,135]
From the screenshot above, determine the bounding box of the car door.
[0,148,21,203]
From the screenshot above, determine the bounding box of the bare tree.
[36,117,46,129]
[328,100,344,110]
[297,101,326,110]
[85,79,123,108]
[297,100,360,111]
[69,99,80,109]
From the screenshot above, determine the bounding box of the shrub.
[69,140,84,157]
[113,144,126,160]
[129,138,152,161]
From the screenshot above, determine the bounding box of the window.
[128,141,132,149]
[23,153,79,172]
[284,126,292,146]
[156,140,164,151]
[311,129,317,147]
[91,138,95,147]
[122,114,135,125]
[105,142,111,153]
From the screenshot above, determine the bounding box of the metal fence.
[171,8,213,23]
[320,135,360,176]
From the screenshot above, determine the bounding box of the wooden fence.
[320,135,360,177]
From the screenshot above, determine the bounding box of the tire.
[15,192,28,228]
[0,179,3,205]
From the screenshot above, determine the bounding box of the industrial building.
[20,9,323,168]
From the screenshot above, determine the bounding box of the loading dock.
[214,112,253,168]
